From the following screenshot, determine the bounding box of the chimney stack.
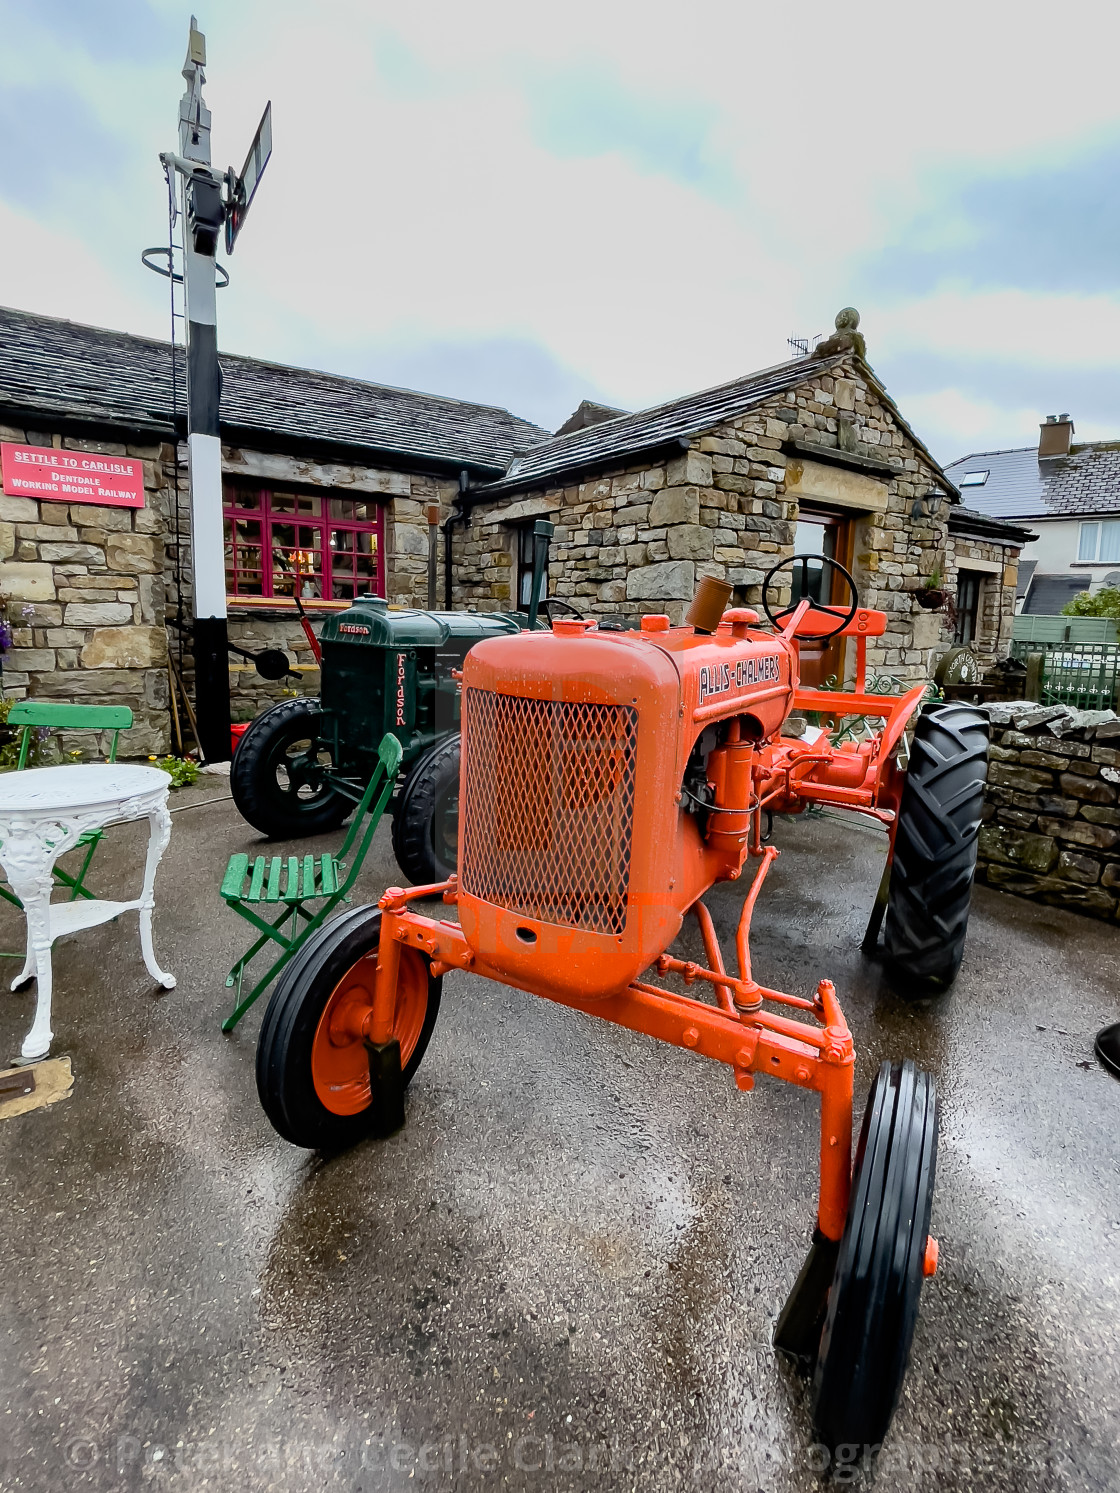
[1038,412,1074,459]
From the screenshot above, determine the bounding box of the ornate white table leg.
[138,804,176,990]
[11,940,37,992]
[17,894,55,1061]
[1,834,59,1058]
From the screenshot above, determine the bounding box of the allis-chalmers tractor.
[254,558,989,1452]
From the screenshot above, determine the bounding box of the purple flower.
[0,621,12,654]
[21,604,35,620]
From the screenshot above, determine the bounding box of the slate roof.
[947,504,1036,547]
[0,306,550,474]
[1022,575,1086,615]
[472,352,953,499]
[944,443,1120,521]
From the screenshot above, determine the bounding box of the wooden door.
[790,511,855,689]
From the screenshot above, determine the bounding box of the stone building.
[0,304,1029,752]
[455,347,1033,687]
[0,307,546,750]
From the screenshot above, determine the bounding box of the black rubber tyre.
[883,702,989,994]
[231,696,349,840]
[390,734,460,885]
[811,1060,939,1455]
[256,906,442,1150]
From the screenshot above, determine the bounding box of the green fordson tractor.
[230,523,556,883]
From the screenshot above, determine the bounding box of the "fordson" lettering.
[395,651,407,726]
[698,653,781,704]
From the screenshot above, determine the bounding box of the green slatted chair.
[0,702,134,910]
[219,733,403,1032]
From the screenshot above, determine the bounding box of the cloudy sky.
[3,0,1120,462]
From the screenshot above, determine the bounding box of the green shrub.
[1062,586,1120,618]
[156,755,200,790]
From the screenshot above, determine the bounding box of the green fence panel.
[1012,614,1119,644]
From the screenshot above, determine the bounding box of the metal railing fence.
[1009,640,1120,711]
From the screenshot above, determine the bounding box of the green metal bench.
[0,702,134,909]
[220,732,403,1032]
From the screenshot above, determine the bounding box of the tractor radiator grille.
[460,689,637,936]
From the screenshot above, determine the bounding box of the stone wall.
[978,701,1120,921]
[456,358,1013,685]
[0,422,171,756]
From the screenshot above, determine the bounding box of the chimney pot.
[1039,412,1074,459]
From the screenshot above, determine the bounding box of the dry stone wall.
[978,701,1120,921]
[457,359,998,685]
[0,422,170,755]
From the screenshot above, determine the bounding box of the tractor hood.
[318,596,524,648]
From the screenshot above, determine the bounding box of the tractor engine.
[457,611,796,1002]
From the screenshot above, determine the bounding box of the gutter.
[443,469,469,610]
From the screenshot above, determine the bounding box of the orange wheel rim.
[310,948,429,1116]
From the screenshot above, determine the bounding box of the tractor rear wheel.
[883,702,989,994]
[256,906,442,1150]
[231,697,349,840]
[391,734,460,886]
[811,1061,939,1455]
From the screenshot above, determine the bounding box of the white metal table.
[0,764,176,1061]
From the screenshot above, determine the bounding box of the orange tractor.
[255,558,989,1452]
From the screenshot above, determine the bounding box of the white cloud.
[5,0,1120,443]
[881,289,1120,369]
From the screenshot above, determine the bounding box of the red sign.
[0,443,145,508]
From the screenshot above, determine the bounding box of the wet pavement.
[0,781,1117,1491]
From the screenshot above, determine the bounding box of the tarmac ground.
[0,779,1117,1491]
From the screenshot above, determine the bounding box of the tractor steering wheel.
[539,597,581,624]
[761,554,859,642]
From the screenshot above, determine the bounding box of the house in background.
[944,414,1120,614]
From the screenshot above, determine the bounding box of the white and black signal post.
[160,19,271,761]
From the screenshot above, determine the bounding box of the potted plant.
[916,567,949,610]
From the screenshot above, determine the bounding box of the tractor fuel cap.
[552,617,598,636]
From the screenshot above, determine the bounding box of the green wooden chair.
[219,732,403,1032]
[0,701,134,910]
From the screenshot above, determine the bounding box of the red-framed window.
[223,482,384,602]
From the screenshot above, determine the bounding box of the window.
[959,470,989,487]
[955,571,983,646]
[223,483,384,601]
[1078,520,1120,563]
[791,517,838,603]
[515,524,549,611]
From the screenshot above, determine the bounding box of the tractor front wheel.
[811,1060,939,1455]
[883,701,989,994]
[391,734,460,886]
[256,906,442,1150]
[231,697,349,840]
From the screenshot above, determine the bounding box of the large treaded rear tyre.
[391,734,460,886]
[231,697,349,840]
[883,702,989,994]
[811,1061,939,1454]
[256,906,442,1150]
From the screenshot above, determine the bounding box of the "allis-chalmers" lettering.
[698,653,781,703]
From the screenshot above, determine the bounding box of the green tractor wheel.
[231,697,350,839]
[391,734,460,886]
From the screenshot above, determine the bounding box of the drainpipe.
[443,469,469,611]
